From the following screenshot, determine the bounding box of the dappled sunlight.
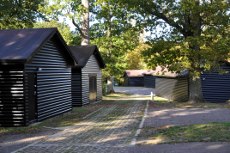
[2,136,46,145]
[206,144,224,150]
[103,93,151,101]
[47,136,67,142]
[145,107,230,128]
[137,136,168,145]
[97,131,131,143]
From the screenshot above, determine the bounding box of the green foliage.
[0,0,44,29]
[34,21,81,45]
[90,0,141,83]
[39,0,142,82]
[92,29,139,83]
[125,43,149,70]
[120,0,230,76]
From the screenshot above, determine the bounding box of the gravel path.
[13,100,146,153]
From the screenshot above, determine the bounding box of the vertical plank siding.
[0,67,25,126]
[82,55,102,105]
[201,65,230,102]
[25,40,72,122]
[155,77,189,102]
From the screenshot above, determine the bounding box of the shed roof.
[124,70,155,77]
[153,66,188,78]
[0,28,74,65]
[69,45,106,68]
[125,67,188,78]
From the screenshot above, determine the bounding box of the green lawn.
[140,122,230,144]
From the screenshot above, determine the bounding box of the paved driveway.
[3,91,230,153]
[13,99,146,153]
[114,86,154,95]
[144,107,230,128]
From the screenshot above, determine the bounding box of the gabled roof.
[0,28,75,65]
[124,67,188,78]
[69,45,106,68]
[124,70,155,77]
[152,66,188,78]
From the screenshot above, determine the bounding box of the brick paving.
[15,100,146,153]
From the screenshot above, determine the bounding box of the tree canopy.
[0,0,44,29]
[34,20,80,45]
[119,0,230,101]
[1,0,229,101]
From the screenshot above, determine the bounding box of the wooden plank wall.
[201,64,230,102]
[25,39,72,122]
[155,77,189,102]
[0,67,25,126]
[81,55,102,105]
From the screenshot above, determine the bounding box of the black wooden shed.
[144,74,156,88]
[124,70,155,87]
[0,28,75,126]
[155,68,189,102]
[201,62,230,103]
[69,45,105,106]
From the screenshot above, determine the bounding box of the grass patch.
[0,103,102,135]
[0,125,43,136]
[141,122,230,144]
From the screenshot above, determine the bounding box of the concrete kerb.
[130,100,149,146]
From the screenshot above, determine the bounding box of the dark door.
[26,73,37,123]
[89,76,97,102]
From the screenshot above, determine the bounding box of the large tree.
[91,0,140,83]
[40,0,90,45]
[0,0,44,29]
[121,0,230,102]
[34,20,80,45]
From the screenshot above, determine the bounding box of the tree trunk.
[81,0,90,45]
[106,76,115,93]
[188,74,204,103]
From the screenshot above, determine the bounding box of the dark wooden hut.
[144,74,156,88]
[155,68,189,102]
[201,62,230,103]
[124,70,154,87]
[69,45,105,106]
[0,28,75,126]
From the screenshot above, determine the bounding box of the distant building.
[124,70,155,87]
[154,67,189,102]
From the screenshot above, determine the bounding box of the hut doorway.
[89,75,97,102]
[26,72,38,123]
